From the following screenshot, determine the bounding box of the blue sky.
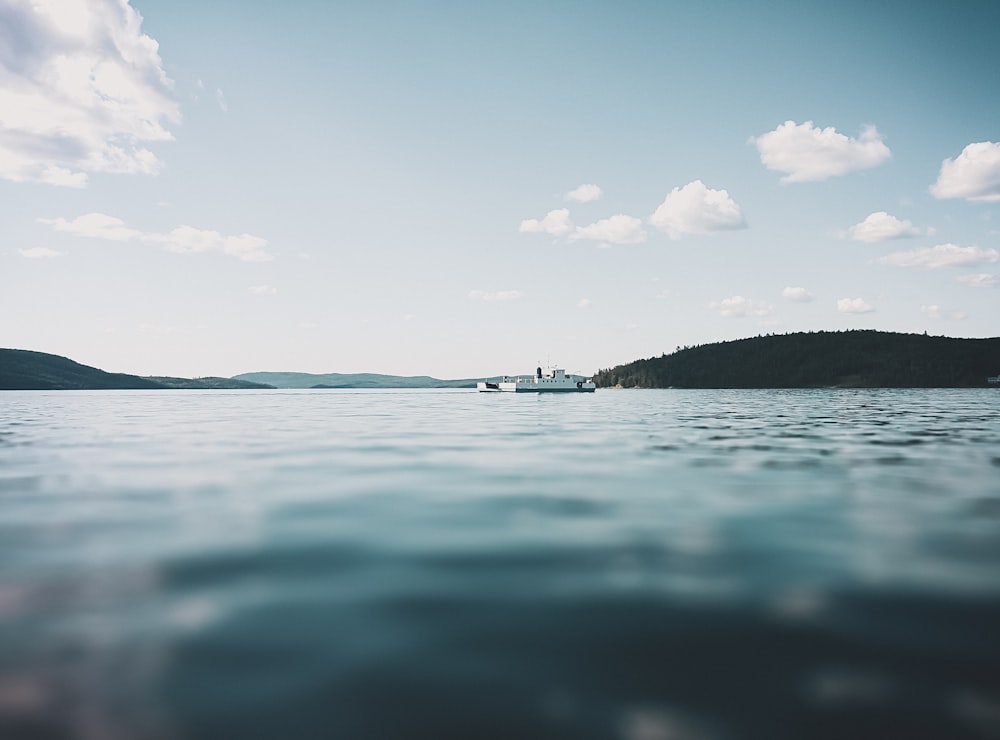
[2,0,999,378]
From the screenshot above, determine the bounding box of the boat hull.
[477,367,596,393]
[477,382,596,392]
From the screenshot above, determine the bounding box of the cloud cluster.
[848,212,920,242]
[921,304,967,321]
[0,0,179,187]
[38,213,273,262]
[521,180,745,245]
[519,205,647,245]
[572,214,646,244]
[248,285,277,295]
[565,184,602,203]
[837,297,874,314]
[930,142,1000,202]
[708,296,772,318]
[468,289,523,302]
[41,212,141,241]
[649,180,746,239]
[18,247,63,259]
[752,121,890,182]
[782,286,814,302]
[957,273,996,288]
[519,209,573,236]
[514,126,990,329]
[878,244,998,269]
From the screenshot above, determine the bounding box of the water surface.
[1,389,999,739]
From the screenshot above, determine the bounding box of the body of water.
[1,388,999,739]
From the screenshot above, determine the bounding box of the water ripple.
[1,388,998,739]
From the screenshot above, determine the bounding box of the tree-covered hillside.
[233,371,477,389]
[0,350,275,390]
[594,331,1000,388]
[144,376,275,390]
[0,349,164,390]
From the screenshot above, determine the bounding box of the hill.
[0,349,164,390]
[0,350,276,390]
[145,376,275,390]
[594,331,1000,389]
[232,371,478,389]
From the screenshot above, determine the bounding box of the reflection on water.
[1,388,999,739]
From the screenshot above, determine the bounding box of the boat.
[477,366,596,393]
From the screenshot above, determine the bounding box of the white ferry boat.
[477,366,596,393]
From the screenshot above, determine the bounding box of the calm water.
[1,389,999,739]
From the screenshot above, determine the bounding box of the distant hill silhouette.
[0,349,164,390]
[233,371,477,389]
[1,349,474,390]
[0,349,276,390]
[145,376,274,390]
[594,331,1000,388]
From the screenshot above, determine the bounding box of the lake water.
[1,388,999,739]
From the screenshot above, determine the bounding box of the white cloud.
[782,286,814,302]
[215,87,228,112]
[39,166,88,188]
[468,289,523,302]
[0,0,179,187]
[921,304,967,321]
[708,295,772,318]
[848,211,920,242]
[519,208,574,236]
[39,213,142,241]
[957,273,996,288]
[248,285,277,295]
[156,226,272,262]
[402,313,416,321]
[751,121,890,182]
[930,142,1000,202]
[837,297,874,314]
[571,214,646,245]
[565,183,602,202]
[648,180,746,239]
[878,243,998,269]
[18,247,62,258]
[577,298,592,309]
[38,212,273,261]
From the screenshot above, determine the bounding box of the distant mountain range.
[144,376,275,390]
[232,372,477,389]
[0,349,277,390]
[595,330,1000,388]
[0,349,475,390]
[5,331,999,391]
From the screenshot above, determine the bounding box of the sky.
[2,0,999,379]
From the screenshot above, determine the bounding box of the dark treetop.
[594,331,1000,389]
[0,348,164,390]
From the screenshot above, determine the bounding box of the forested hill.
[0,348,164,390]
[594,331,1000,389]
[232,372,477,389]
[0,349,275,390]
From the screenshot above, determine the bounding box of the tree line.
[593,331,1000,388]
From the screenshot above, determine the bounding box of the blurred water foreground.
[1,388,999,739]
